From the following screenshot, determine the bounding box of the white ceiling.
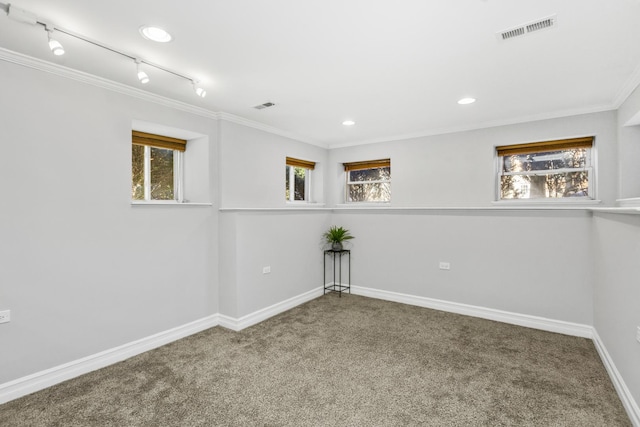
[1,0,640,148]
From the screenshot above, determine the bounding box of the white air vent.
[497,14,557,41]
[253,102,276,110]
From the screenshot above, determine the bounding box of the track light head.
[135,59,149,84]
[46,27,64,56]
[192,80,206,98]
[137,70,150,84]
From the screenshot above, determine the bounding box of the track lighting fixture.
[192,80,206,98]
[2,2,208,99]
[135,59,149,84]
[46,27,64,56]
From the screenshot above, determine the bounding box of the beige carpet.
[0,294,631,426]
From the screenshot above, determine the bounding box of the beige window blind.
[286,157,315,170]
[132,130,187,152]
[496,137,593,157]
[343,158,391,171]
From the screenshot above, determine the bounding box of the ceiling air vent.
[253,102,276,110]
[497,14,557,41]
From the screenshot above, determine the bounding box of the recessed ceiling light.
[342,120,356,126]
[139,26,172,43]
[458,97,476,105]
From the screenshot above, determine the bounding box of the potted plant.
[324,226,354,251]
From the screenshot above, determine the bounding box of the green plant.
[323,226,355,244]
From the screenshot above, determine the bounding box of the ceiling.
[1,0,640,148]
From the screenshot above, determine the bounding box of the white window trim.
[495,143,596,203]
[286,165,311,203]
[137,146,184,203]
[174,150,184,202]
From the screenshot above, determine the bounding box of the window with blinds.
[496,137,594,200]
[286,157,315,202]
[343,158,391,203]
[132,131,187,201]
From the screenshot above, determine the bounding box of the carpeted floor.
[0,294,631,426]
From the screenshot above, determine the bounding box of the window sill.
[591,207,640,215]
[131,201,212,207]
[285,202,326,207]
[216,205,638,215]
[219,206,330,212]
[615,197,640,207]
[336,202,392,209]
[491,199,602,208]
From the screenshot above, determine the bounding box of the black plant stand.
[324,249,350,297]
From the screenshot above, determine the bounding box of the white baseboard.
[0,287,324,405]
[592,330,640,426]
[351,285,594,338]
[219,286,324,331]
[0,314,220,405]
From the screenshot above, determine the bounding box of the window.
[497,137,594,200]
[344,159,391,202]
[132,131,186,201]
[286,157,315,202]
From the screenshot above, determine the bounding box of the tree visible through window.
[497,137,593,200]
[344,159,391,202]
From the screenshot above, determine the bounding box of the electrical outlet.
[439,261,451,270]
[636,326,640,344]
[262,266,271,274]
[0,310,10,324]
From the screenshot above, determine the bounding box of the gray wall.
[618,85,640,199]
[591,84,640,409]
[0,61,219,383]
[219,121,327,208]
[217,121,330,318]
[592,213,640,409]
[321,111,618,326]
[327,111,617,207]
[333,209,593,324]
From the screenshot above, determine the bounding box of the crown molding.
[0,47,329,149]
[0,47,219,120]
[0,47,326,147]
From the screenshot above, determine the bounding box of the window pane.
[500,172,589,199]
[503,149,588,173]
[150,147,174,200]
[293,167,306,201]
[348,167,391,182]
[131,144,145,200]
[348,182,391,202]
[286,166,307,201]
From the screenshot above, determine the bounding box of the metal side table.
[324,249,350,297]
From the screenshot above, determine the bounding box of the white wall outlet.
[439,261,451,270]
[0,310,10,324]
[262,266,271,274]
[636,326,640,344]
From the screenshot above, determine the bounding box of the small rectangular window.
[286,157,315,202]
[132,131,186,201]
[496,137,593,200]
[344,159,391,203]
